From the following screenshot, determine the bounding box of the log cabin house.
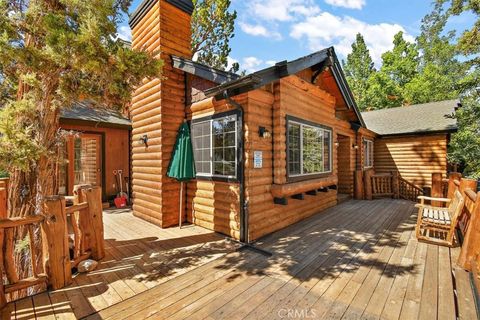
[361,100,458,189]
[58,101,131,203]
[127,0,458,242]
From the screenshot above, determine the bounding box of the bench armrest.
[417,196,451,204]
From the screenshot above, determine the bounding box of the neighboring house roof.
[361,100,459,136]
[173,47,365,127]
[129,0,193,29]
[60,101,131,129]
[171,56,240,84]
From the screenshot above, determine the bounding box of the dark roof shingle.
[60,101,131,128]
[361,100,458,136]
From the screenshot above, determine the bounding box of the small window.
[363,139,374,168]
[191,112,239,179]
[287,117,333,178]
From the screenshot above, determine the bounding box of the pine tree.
[342,33,375,111]
[0,0,161,218]
[404,3,464,104]
[191,0,238,72]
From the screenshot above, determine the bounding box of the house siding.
[374,134,449,188]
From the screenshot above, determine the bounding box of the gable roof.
[174,47,365,127]
[361,100,459,136]
[60,101,131,129]
[171,56,240,84]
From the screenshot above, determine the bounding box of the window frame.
[286,115,333,182]
[363,138,374,169]
[191,109,242,183]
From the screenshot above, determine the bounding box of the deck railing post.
[42,196,72,290]
[364,169,374,200]
[458,192,480,270]
[354,170,364,200]
[447,172,462,200]
[431,173,444,207]
[0,227,6,309]
[81,187,105,260]
[392,171,400,199]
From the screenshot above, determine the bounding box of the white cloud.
[290,12,414,66]
[242,56,263,73]
[325,0,366,10]
[247,0,320,22]
[239,22,282,39]
[227,56,239,70]
[266,60,277,66]
[117,25,132,42]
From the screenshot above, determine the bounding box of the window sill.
[271,175,338,198]
[194,175,240,183]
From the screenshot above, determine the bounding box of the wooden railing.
[362,169,423,201]
[398,177,424,202]
[0,178,8,219]
[0,186,104,309]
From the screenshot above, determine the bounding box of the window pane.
[224,132,236,147]
[288,123,301,175]
[192,122,211,175]
[303,126,323,174]
[224,162,236,176]
[324,130,331,172]
[213,162,223,175]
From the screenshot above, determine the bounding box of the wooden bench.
[415,190,465,247]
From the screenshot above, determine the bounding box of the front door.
[59,134,103,196]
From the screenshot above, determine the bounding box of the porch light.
[258,126,271,139]
[140,134,148,146]
[334,141,340,148]
[352,144,359,149]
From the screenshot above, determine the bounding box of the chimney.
[129,0,193,227]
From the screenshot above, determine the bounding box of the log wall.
[185,75,365,240]
[374,134,449,188]
[130,0,191,227]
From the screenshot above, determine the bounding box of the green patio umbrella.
[167,121,196,228]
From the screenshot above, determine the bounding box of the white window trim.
[192,114,238,180]
[364,139,374,169]
[288,120,333,178]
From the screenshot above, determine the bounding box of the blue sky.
[118,0,475,73]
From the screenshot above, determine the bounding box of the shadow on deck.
[5,199,479,319]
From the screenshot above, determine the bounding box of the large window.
[191,112,239,179]
[287,117,332,178]
[363,139,374,168]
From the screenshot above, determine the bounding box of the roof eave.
[376,128,458,137]
[171,55,240,84]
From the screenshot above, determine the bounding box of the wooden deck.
[5,199,479,319]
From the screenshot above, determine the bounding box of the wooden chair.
[415,190,465,247]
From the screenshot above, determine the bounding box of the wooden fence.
[0,186,104,309]
[360,169,424,202]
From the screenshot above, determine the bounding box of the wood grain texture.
[374,135,449,188]
[130,0,192,227]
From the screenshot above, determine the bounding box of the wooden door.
[59,134,102,196]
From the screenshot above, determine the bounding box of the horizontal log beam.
[271,176,338,198]
[0,216,44,229]
[65,202,88,215]
[5,275,48,294]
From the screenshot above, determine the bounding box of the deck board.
[4,199,478,319]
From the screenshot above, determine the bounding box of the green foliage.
[191,0,238,72]
[448,93,480,178]
[342,34,375,110]
[0,0,161,174]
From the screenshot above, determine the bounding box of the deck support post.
[42,197,72,290]
[354,170,364,200]
[364,169,374,200]
[431,173,444,207]
[392,171,400,199]
[81,187,105,260]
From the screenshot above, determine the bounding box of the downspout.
[222,91,272,257]
[222,91,248,243]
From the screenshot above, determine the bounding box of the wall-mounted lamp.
[258,126,272,139]
[334,141,340,148]
[140,134,148,147]
[352,144,359,150]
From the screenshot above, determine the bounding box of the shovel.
[114,170,128,208]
